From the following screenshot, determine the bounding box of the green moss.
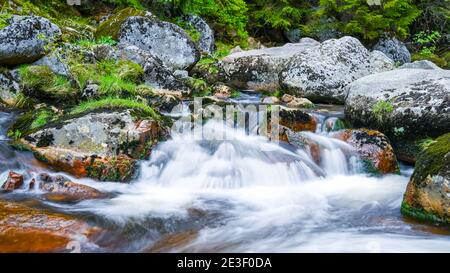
[85,156,136,182]
[187,77,212,97]
[30,109,53,130]
[70,97,160,120]
[372,100,394,124]
[414,133,450,182]
[19,65,77,101]
[0,13,12,30]
[412,52,448,68]
[401,202,448,225]
[75,36,118,48]
[7,108,58,139]
[95,7,147,40]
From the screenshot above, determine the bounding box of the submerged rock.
[1,171,24,191]
[0,16,61,66]
[217,38,320,92]
[345,68,450,161]
[119,16,200,70]
[0,199,100,252]
[37,173,105,202]
[402,133,450,225]
[19,111,161,182]
[332,129,399,174]
[280,36,394,103]
[373,36,411,65]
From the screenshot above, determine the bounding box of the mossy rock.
[95,7,148,40]
[411,52,448,68]
[401,133,450,226]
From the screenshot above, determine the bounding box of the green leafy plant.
[413,31,441,56]
[318,0,421,41]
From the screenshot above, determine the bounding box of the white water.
[61,120,449,252]
[1,110,449,252]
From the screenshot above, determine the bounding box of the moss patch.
[414,133,450,182]
[401,201,448,226]
[95,7,147,40]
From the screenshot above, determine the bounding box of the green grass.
[75,36,118,48]
[30,109,53,130]
[372,100,394,123]
[0,13,12,30]
[71,97,160,120]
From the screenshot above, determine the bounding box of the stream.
[0,97,449,252]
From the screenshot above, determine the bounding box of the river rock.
[37,173,105,202]
[0,70,20,106]
[278,107,317,132]
[20,110,161,182]
[212,83,233,100]
[344,68,450,162]
[402,133,450,225]
[0,16,61,66]
[280,36,394,103]
[184,15,215,55]
[217,38,320,92]
[332,129,399,174]
[119,16,200,70]
[1,171,24,191]
[281,94,314,109]
[105,44,191,92]
[0,199,100,252]
[373,36,411,65]
[399,60,442,70]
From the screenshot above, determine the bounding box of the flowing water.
[0,103,449,253]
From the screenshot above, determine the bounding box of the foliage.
[318,0,421,41]
[95,7,148,39]
[413,30,441,56]
[159,0,249,44]
[0,13,11,29]
[246,0,311,31]
[75,36,118,48]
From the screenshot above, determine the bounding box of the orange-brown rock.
[37,173,105,202]
[1,171,24,191]
[0,200,100,252]
[332,129,399,174]
[278,107,317,132]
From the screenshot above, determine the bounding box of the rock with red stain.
[1,171,24,191]
[37,173,105,202]
[332,129,399,174]
[0,200,101,252]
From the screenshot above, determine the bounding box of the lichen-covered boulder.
[0,16,61,66]
[19,110,161,182]
[103,44,191,92]
[184,15,215,55]
[0,70,20,106]
[332,129,399,174]
[344,68,450,162]
[217,38,320,92]
[399,60,442,70]
[402,133,450,225]
[0,199,100,252]
[119,16,200,70]
[280,36,394,103]
[373,36,411,65]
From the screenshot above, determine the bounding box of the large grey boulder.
[399,60,442,70]
[96,44,191,92]
[0,16,61,66]
[280,36,394,103]
[345,68,450,139]
[217,38,320,92]
[373,36,411,65]
[184,15,215,55]
[119,16,200,70]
